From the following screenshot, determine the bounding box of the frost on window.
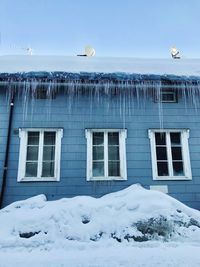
[18,128,63,182]
[86,129,127,181]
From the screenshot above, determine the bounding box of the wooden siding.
[0,90,200,209]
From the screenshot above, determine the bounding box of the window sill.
[88,176,127,181]
[18,177,59,182]
[153,176,192,181]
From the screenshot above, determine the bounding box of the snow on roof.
[1,55,200,78]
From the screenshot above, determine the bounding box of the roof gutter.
[0,92,15,208]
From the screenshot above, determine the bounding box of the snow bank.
[1,55,200,77]
[0,184,200,249]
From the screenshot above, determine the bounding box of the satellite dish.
[170,46,181,59]
[77,45,95,57]
[26,47,33,55]
[21,47,33,55]
[85,45,95,57]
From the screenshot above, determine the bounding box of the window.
[18,128,63,182]
[85,129,127,181]
[154,89,177,103]
[148,129,192,180]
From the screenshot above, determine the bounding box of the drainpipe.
[0,91,15,208]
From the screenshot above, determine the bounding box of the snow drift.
[0,184,200,248]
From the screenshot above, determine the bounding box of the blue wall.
[1,88,200,209]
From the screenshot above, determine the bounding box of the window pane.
[108,132,119,145]
[108,146,119,160]
[26,146,39,161]
[156,147,167,160]
[42,162,55,177]
[93,162,104,177]
[93,146,104,160]
[28,132,39,145]
[173,161,184,176]
[171,147,182,160]
[170,132,181,145]
[108,161,120,176]
[155,133,166,145]
[43,146,55,161]
[44,132,56,145]
[157,162,169,176]
[25,162,38,177]
[93,132,104,145]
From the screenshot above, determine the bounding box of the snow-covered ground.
[0,241,200,267]
[0,184,200,267]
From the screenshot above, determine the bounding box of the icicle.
[155,81,163,129]
[2,74,200,130]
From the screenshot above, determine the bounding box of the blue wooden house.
[0,56,200,209]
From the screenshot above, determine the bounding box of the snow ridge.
[0,184,200,249]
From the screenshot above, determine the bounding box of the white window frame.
[148,129,192,180]
[17,128,63,182]
[85,129,127,181]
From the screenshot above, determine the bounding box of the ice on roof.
[0,55,200,77]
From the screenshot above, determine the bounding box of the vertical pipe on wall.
[0,91,15,208]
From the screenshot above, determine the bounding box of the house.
[0,55,200,209]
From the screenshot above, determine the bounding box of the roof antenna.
[77,45,95,57]
[170,46,181,59]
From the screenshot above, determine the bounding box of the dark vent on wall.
[154,89,178,103]
[34,88,56,99]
